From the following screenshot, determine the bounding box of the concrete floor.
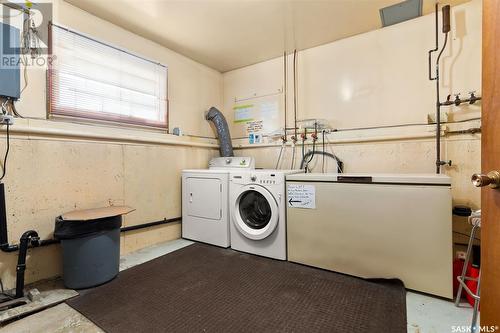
[1,239,477,333]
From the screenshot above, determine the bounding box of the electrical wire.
[289,48,298,170]
[20,55,29,95]
[283,51,287,140]
[303,143,318,173]
[0,124,10,182]
[301,132,305,171]
[453,231,481,242]
[293,49,297,141]
[323,133,344,173]
[305,140,315,167]
[322,131,325,173]
[1,99,8,115]
[9,100,23,118]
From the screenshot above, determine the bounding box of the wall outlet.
[0,114,14,125]
[456,251,467,260]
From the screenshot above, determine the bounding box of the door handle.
[471,171,500,188]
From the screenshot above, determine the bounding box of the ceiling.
[64,0,471,73]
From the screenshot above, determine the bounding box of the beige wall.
[224,0,481,135]
[223,0,482,248]
[0,0,222,289]
[0,0,482,289]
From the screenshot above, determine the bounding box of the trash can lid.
[61,206,135,221]
[54,206,135,240]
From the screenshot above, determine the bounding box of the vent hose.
[205,107,234,157]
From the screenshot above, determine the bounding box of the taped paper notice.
[287,184,316,209]
[246,120,263,133]
[234,104,254,123]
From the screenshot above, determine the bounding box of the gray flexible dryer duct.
[205,107,234,157]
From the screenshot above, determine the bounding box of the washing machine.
[182,157,254,248]
[229,169,300,260]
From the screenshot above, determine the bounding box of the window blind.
[48,24,168,128]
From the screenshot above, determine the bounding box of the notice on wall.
[246,120,263,133]
[234,104,254,123]
[287,184,316,209]
[232,93,282,138]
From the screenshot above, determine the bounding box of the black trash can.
[54,206,133,289]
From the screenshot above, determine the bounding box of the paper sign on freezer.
[287,184,316,209]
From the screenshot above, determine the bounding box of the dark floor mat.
[67,243,407,333]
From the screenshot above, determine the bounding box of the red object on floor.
[453,259,464,296]
[466,266,480,309]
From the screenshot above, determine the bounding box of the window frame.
[47,22,169,130]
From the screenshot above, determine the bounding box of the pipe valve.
[469,91,479,104]
[437,160,452,167]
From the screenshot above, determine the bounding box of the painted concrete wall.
[223,0,481,135]
[223,1,482,249]
[0,1,222,289]
[0,0,482,290]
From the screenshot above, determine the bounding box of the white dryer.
[229,169,300,260]
[182,157,254,248]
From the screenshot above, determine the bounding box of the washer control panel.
[255,175,277,185]
[233,172,284,185]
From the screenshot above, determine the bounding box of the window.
[48,24,168,128]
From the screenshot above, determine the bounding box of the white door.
[185,177,222,220]
[233,185,279,240]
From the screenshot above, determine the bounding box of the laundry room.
[0,0,498,332]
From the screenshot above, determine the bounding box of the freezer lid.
[286,173,452,185]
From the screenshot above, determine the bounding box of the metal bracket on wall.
[234,89,283,103]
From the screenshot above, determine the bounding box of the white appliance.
[229,170,300,260]
[286,173,452,298]
[182,157,254,247]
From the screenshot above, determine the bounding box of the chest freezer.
[286,173,452,298]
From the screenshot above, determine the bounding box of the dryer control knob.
[250,175,257,182]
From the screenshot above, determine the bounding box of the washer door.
[233,185,279,240]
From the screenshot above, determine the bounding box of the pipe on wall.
[15,230,39,298]
[0,216,182,253]
[205,107,234,157]
[0,123,218,149]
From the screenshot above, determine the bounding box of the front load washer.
[182,157,254,248]
[229,169,300,260]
